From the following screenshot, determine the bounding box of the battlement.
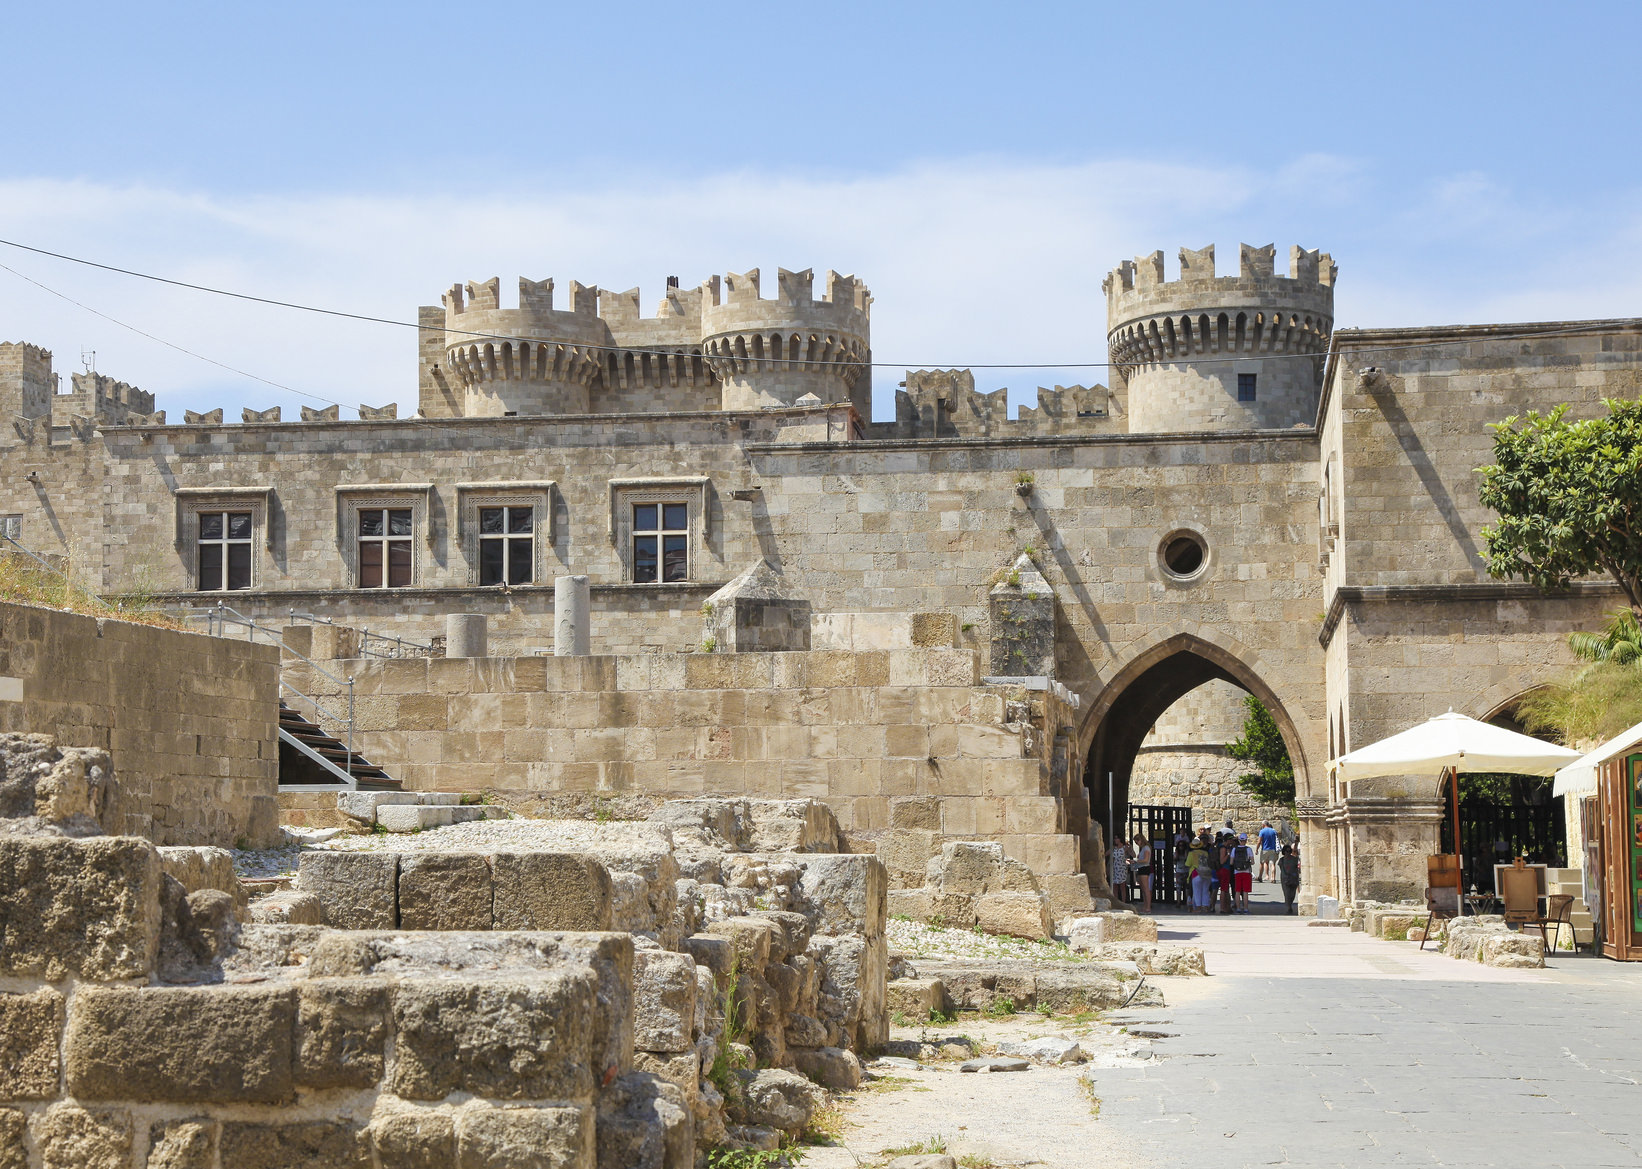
[1104,243,1336,329]
[879,370,1123,439]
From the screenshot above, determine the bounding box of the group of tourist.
[1112,820,1302,915]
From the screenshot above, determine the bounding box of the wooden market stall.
[1554,725,1642,961]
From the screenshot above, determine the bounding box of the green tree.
[1476,398,1642,615]
[1567,607,1642,666]
[1226,696,1295,805]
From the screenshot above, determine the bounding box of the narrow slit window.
[479,505,534,586]
[632,501,689,583]
[197,511,253,591]
[358,507,413,588]
[1237,373,1257,402]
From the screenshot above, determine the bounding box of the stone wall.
[280,646,1095,910]
[0,602,280,847]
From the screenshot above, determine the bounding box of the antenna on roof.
[80,348,96,374]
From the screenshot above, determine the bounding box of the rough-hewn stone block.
[398,852,492,930]
[0,987,62,1098]
[390,973,598,1101]
[297,850,398,929]
[65,985,296,1104]
[456,1104,594,1169]
[633,950,697,1054]
[0,1108,24,1169]
[490,853,612,930]
[33,1103,132,1169]
[0,835,161,980]
[296,977,391,1089]
[219,1121,369,1169]
[975,890,1053,940]
[147,1120,217,1169]
[369,1109,456,1169]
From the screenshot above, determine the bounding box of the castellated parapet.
[421,267,871,419]
[0,341,56,423]
[702,268,872,415]
[1105,244,1335,433]
[51,370,156,428]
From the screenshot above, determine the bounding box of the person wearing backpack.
[1230,833,1255,914]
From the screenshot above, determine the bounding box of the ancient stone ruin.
[0,735,891,1168]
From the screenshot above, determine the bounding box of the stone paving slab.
[1092,894,1642,1168]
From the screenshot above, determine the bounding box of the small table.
[1466,892,1498,916]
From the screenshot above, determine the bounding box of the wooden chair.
[1499,860,1570,959]
[1419,884,1460,950]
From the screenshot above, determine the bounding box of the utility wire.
[1,235,1629,375]
[0,261,334,406]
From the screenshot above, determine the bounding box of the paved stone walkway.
[1095,883,1642,1166]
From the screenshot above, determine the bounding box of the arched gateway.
[1078,630,1323,905]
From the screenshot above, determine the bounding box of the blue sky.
[2,1,1638,419]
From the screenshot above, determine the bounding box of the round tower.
[701,267,871,413]
[1104,244,1335,432]
[441,276,609,416]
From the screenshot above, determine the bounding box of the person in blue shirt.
[1257,821,1280,883]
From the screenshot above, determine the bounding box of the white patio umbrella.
[1328,710,1580,902]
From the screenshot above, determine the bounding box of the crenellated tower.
[438,277,610,417]
[701,268,871,415]
[1104,244,1335,432]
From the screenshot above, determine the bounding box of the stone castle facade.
[4,242,1637,909]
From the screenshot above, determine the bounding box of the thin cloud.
[0,156,1637,421]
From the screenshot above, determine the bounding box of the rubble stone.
[596,1072,692,1169]
[975,890,1054,939]
[634,950,698,1053]
[0,734,112,836]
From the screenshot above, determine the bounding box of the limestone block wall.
[0,602,280,847]
[280,647,1091,889]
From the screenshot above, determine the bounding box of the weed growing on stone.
[958,1156,1000,1168]
[1079,1075,1102,1118]
[801,1098,847,1145]
[882,1135,949,1156]
[704,1147,804,1169]
[986,997,1017,1018]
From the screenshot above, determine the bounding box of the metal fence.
[1441,799,1567,893]
[1126,804,1196,906]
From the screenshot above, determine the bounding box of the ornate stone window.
[455,482,554,587]
[197,510,254,591]
[172,487,272,593]
[334,485,433,590]
[608,477,709,584]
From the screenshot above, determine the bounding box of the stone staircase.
[277,703,400,790]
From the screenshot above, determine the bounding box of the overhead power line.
[1,236,1625,377]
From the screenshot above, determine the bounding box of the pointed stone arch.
[1078,626,1318,838]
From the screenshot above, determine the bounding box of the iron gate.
[1127,804,1195,905]
[1440,797,1566,894]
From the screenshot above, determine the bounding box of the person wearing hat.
[1230,832,1255,913]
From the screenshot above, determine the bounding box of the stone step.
[375,804,503,833]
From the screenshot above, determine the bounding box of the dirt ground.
[800,983,1201,1168]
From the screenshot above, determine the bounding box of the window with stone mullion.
[632,501,688,583]
[197,510,252,591]
[479,505,534,586]
[358,508,413,589]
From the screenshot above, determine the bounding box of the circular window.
[1160,532,1207,580]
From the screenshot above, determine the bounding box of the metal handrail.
[358,626,434,659]
[193,603,357,778]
